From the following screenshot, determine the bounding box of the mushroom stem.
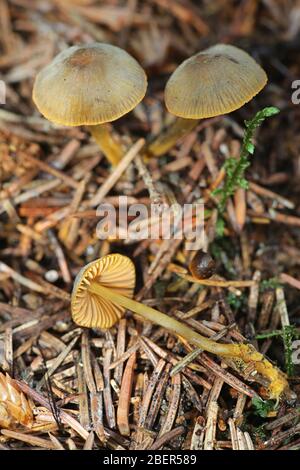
[89,281,237,355]
[88,124,124,166]
[146,118,198,157]
[88,281,289,400]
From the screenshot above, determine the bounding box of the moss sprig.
[214,106,280,214]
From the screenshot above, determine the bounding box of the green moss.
[213,107,280,214]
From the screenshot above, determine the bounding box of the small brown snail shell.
[189,250,216,280]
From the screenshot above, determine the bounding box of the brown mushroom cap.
[165,44,267,119]
[71,254,135,329]
[33,43,147,126]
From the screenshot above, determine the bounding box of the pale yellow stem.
[88,281,290,400]
[89,281,237,355]
[146,117,199,157]
[88,123,124,166]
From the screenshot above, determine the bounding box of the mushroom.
[148,44,267,156]
[71,254,135,329]
[71,253,289,400]
[33,43,147,166]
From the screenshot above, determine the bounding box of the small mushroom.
[148,44,267,156]
[71,254,135,329]
[71,253,289,400]
[33,43,147,166]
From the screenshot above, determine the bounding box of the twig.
[88,138,145,207]
[135,155,163,206]
[145,363,171,430]
[203,400,218,450]
[159,373,181,437]
[114,318,127,387]
[150,426,185,450]
[182,274,256,288]
[1,429,58,450]
[117,352,136,436]
[14,380,89,440]
[37,335,79,390]
[23,153,79,189]
[138,359,166,428]
[103,348,116,429]
[77,361,90,430]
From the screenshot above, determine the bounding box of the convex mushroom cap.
[33,43,147,126]
[71,254,135,329]
[165,44,267,119]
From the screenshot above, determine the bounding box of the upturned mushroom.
[33,43,147,166]
[148,44,267,156]
[71,253,289,400]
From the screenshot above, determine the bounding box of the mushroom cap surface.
[165,44,267,119]
[71,254,135,328]
[33,43,147,126]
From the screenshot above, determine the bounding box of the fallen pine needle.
[14,379,89,440]
[88,138,145,207]
[117,352,136,436]
[1,429,58,449]
[182,274,256,288]
[280,273,300,290]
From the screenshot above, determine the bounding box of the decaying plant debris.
[0,0,300,451]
